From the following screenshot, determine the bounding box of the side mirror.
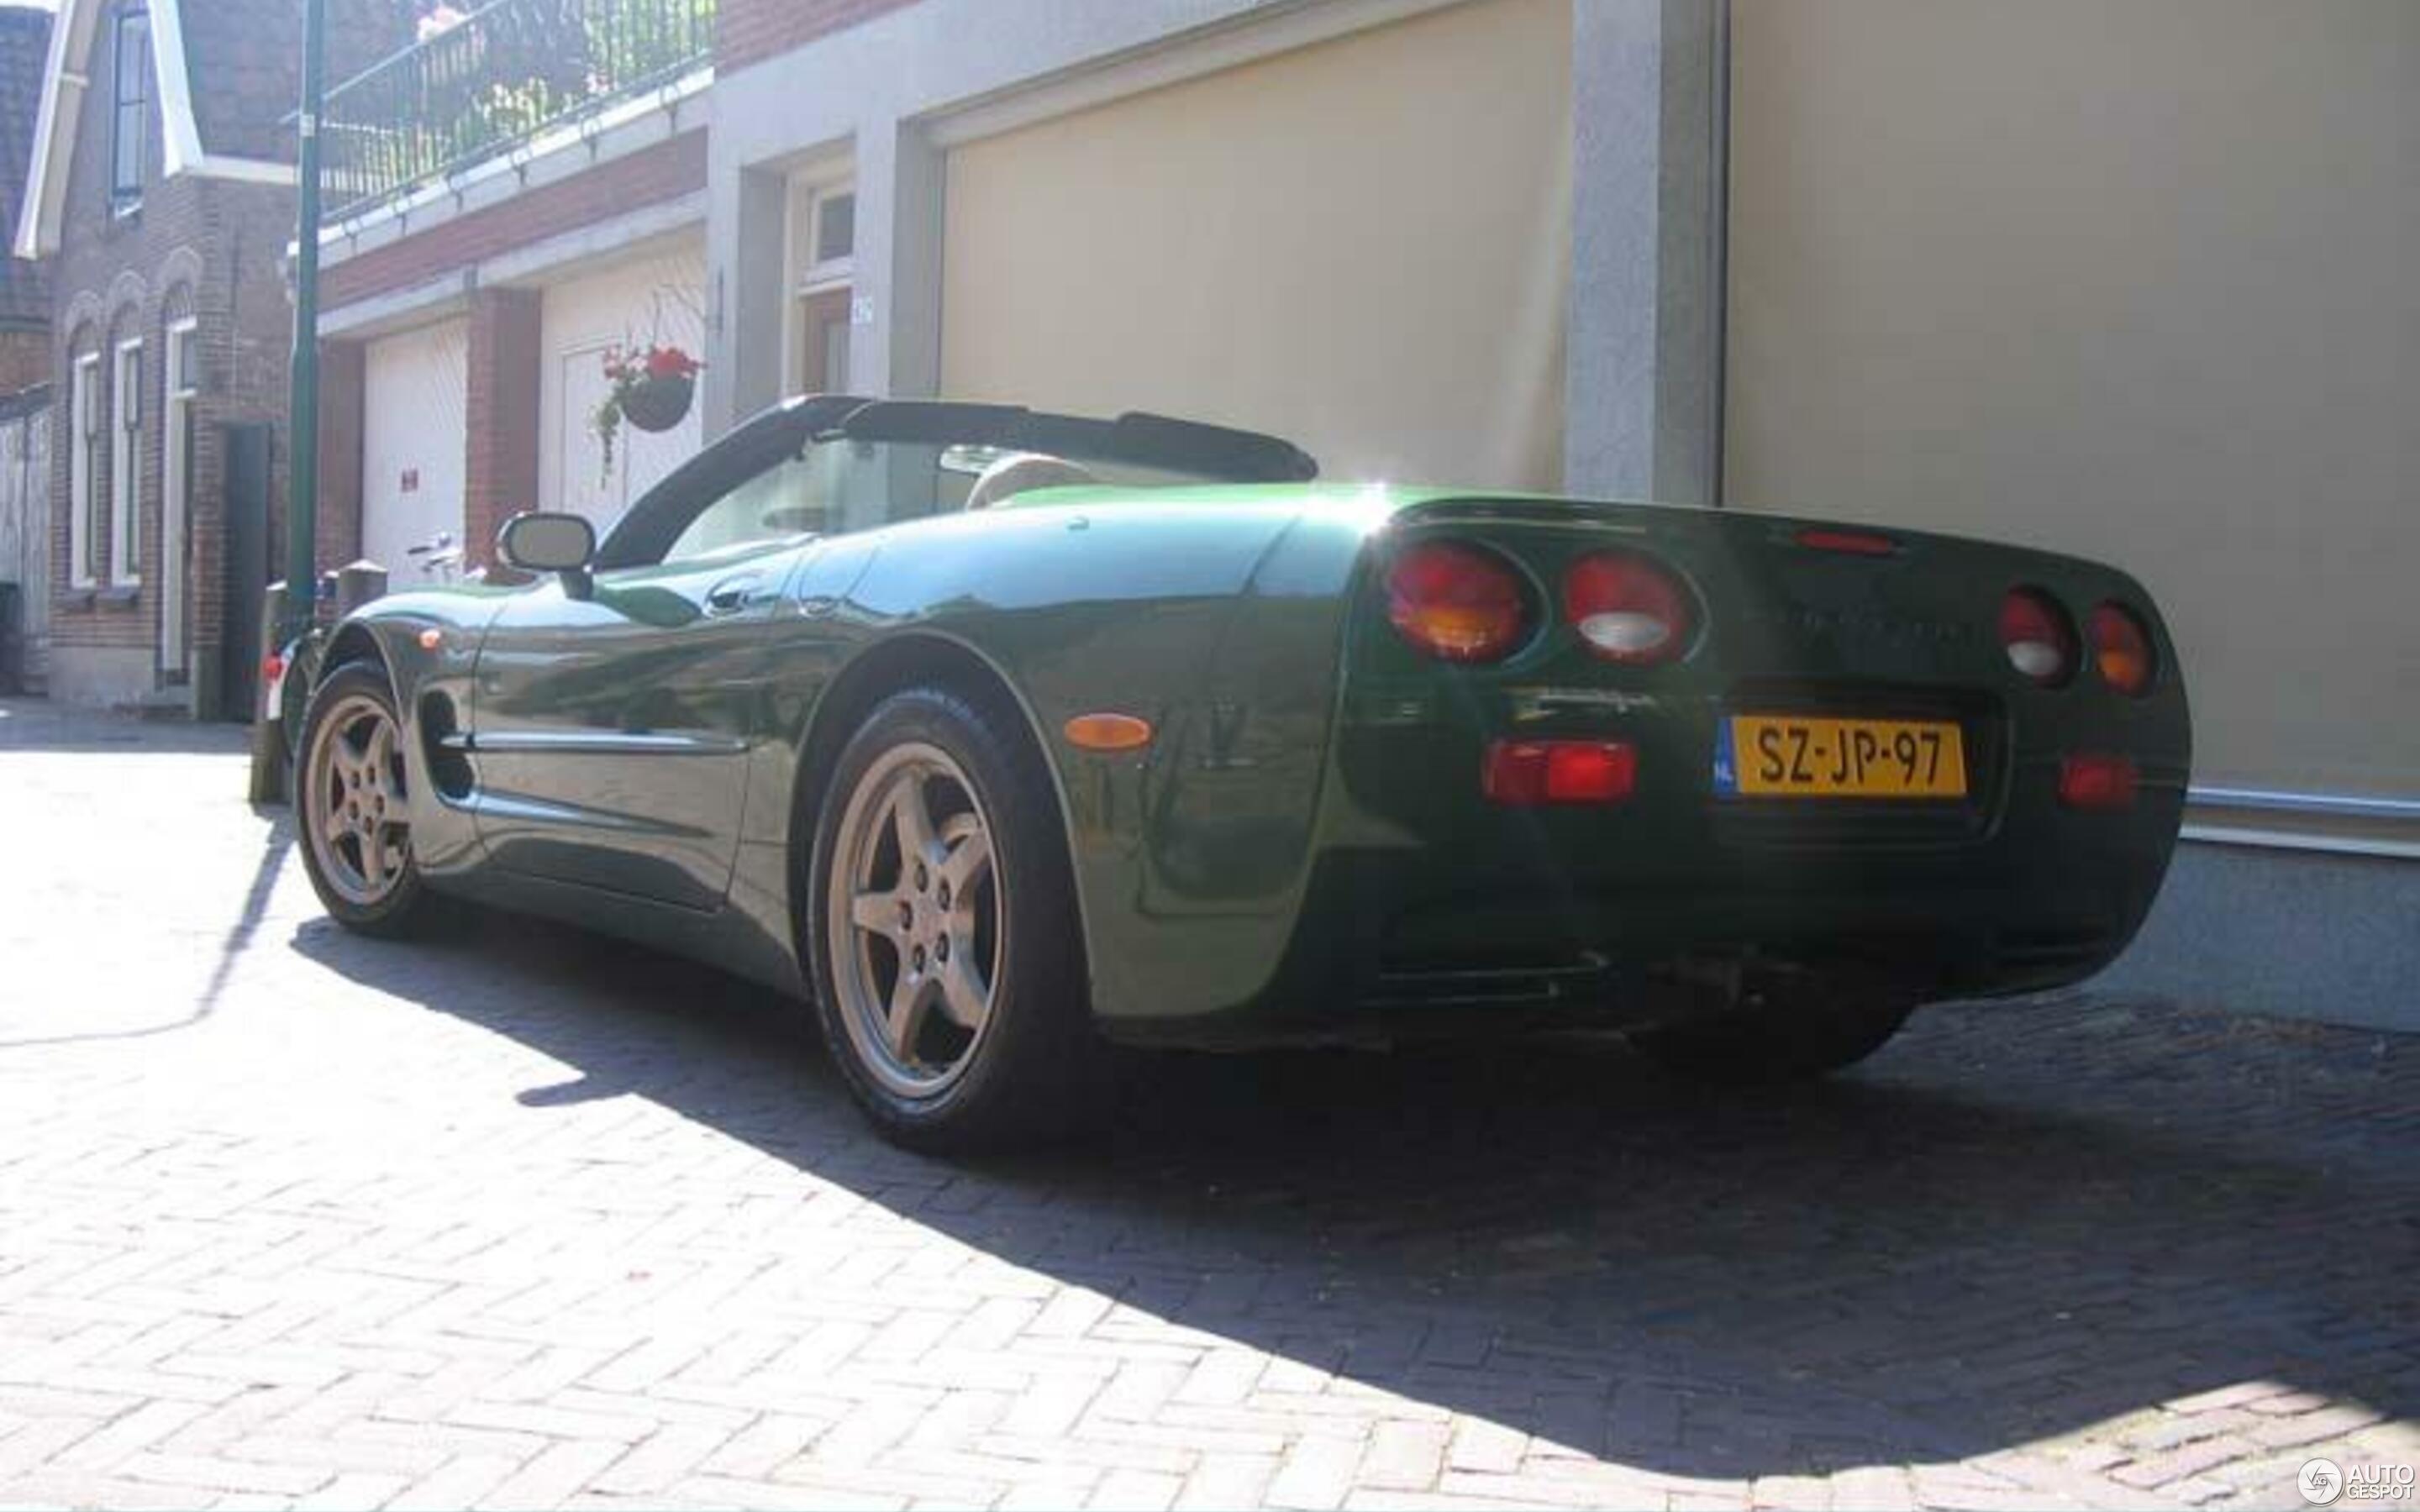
[497,512,596,596]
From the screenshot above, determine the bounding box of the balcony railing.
[318,0,713,219]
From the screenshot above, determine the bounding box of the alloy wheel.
[305,693,413,907]
[825,741,1004,1100]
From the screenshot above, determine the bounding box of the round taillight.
[1385,541,1530,664]
[1998,588,2077,686]
[1564,550,1696,665]
[2090,602,2156,696]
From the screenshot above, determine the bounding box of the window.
[786,179,856,396]
[813,191,855,270]
[111,339,143,585]
[109,6,151,213]
[68,354,99,587]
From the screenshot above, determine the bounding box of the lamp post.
[281,0,327,648]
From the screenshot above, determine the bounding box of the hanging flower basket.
[591,344,703,480]
[621,372,693,433]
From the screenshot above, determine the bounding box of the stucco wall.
[1725,0,2420,803]
[938,0,1570,491]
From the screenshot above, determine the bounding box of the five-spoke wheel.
[297,663,433,934]
[826,742,1002,1098]
[808,685,1103,1150]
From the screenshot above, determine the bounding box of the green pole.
[281,0,327,648]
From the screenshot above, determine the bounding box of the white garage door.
[361,319,468,589]
[538,238,708,538]
[940,0,1571,493]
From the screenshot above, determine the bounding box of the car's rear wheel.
[297,663,434,937]
[808,685,1105,1151]
[1629,996,1913,1084]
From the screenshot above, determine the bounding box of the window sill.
[97,585,142,608]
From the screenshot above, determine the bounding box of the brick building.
[11,0,401,718]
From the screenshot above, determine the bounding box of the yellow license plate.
[1717,716,1969,800]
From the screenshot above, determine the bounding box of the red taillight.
[1386,542,1530,664]
[261,653,286,684]
[1564,550,1696,665]
[1795,527,1898,557]
[2058,753,2139,810]
[1999,588,2077,686]
[2089,602,2156,696]
[1484,739,1639,805]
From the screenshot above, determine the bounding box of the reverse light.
[2089,603,2156,696]
[1386,541,1530,664]
[2058,753,2139,810]
[1999,588,2077,686]
[1564,550,1697,665]
[1484,740,1639,805]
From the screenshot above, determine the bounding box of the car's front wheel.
[808,685,1106,1151]
[1628,996,1913,1084]
[297,662,435,937]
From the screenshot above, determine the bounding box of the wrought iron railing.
[318,0,713,218]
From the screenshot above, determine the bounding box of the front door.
[468,538,802,911]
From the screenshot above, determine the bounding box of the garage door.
[361,319,469,590]
[940,0,1570,492]
[1725,1,2419,806]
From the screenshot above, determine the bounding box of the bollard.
[245,581,292,804]
[334,559,388,619]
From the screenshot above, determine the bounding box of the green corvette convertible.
[296,396,2189,1149]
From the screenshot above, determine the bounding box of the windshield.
[602,397,1314,570]
[651,437,1260,565]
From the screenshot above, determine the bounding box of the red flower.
[644,345,702,380]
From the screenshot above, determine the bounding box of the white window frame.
[110,336,143,586]
[160,318,198,673]
[781,171,856,396]
[69,353,99,588]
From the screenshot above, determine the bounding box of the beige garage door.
[1725,1,2420,806]
[940,0,1570,493]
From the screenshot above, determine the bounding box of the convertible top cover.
[829,400,1319,485]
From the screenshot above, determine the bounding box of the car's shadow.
[292,905,2417,1483]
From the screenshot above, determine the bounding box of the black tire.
[295,662,437,938]
[805,684,1108,1152]
[1630,997,1913,1084]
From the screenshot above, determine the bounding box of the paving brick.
[1,708,2414,1512]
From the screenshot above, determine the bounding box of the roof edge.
[13,0,254,263]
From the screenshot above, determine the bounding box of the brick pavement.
[0,698,2413,1509]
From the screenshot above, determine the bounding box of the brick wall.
[0,330,49,395]
[321,132,709,311]
[716,0,921,74]
[463,287,541,570]
[39,70,356,716]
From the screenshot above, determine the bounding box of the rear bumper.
[1102,689,2186,1051]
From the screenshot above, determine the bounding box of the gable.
[12,0,295,262]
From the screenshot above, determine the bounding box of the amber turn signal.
[2089,603,2155,696]
[1064,712,1155,753]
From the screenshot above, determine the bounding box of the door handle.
[704,575,763,615]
